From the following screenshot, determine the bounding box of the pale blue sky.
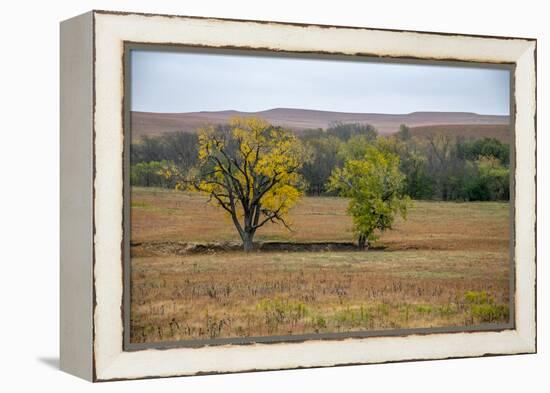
[131,50,510,116]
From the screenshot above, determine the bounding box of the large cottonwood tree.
[175,117,308,252]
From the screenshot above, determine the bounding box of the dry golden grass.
[130,187,510,343]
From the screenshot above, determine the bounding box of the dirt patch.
[130,241,386,256]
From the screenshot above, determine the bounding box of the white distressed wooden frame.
[60,10,536,382]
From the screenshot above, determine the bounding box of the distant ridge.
[409,124,510,143]
[131,108,510,139]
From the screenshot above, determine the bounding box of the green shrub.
[376,303,390,316]
[414,305,433,314]
[312,316,327,329]
[332,306,371,327]
[130,160,178,188]
[438,304,456,316]
[256,298,309,332]
[464,291,491,305]
[470,304,509,323]
[464,291,509,323]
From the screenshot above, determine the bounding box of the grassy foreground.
[130,187,511,343]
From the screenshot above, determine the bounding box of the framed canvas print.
[60,10,537,382]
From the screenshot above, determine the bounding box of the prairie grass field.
[130,187,511,343]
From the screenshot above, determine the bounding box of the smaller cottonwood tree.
[328,145,410,249]
[169,117,307,252]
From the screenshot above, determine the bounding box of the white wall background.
[0,0,546,391]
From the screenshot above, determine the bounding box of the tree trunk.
[358,234,369,250]
[241,230,255,253]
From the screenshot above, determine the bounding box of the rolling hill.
[130,108,510,139]
[409,124,511,143]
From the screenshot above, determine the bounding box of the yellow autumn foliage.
[194,116,308,229]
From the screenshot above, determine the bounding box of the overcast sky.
[131,50,510,116]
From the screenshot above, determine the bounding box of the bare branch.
[252,196,290,230]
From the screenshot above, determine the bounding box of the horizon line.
[130,107,511,117]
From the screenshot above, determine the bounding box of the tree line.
[131,121,510,202]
